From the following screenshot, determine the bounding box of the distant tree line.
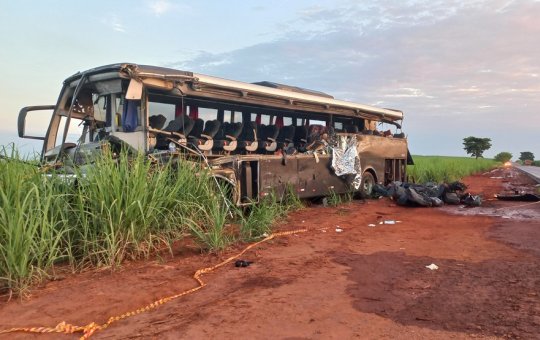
[463,137,537,166]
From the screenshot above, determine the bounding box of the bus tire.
[360,171,375,198]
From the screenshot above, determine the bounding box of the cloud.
[148,0,173,16]
[384,88,434,99]
[102,14,126,33]
[167,0,540,157]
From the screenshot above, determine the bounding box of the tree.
[494,152,512,163]
[463,136,492,159]
[519,151,534,162]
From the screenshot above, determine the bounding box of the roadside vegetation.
[0,146,302,297]
[0,149,502,296]
[407,155,499,183]
[494,152,512,163]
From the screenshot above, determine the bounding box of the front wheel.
[359,172,375,198]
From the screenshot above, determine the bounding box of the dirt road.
[1,166,539,339]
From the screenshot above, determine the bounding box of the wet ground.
[1,166,539,339]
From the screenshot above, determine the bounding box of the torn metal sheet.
[331,135,362,177]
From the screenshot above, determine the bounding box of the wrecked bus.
[18,63,411,205]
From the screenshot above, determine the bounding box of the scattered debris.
[426,263,439,270]
[335,227,343,233]
[374,181,482,208]
[235,260,253,268]
[368,224,376,227]
[496,193,540,202]
[462,194,482,207]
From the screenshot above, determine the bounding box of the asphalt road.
[515,165,540,183]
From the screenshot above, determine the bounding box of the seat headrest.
[149,114,167,129]
[203,120,221,137]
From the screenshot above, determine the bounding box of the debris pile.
[374,181,482,207]
[496,192,540,202]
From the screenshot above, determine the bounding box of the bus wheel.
[360,172,375,197]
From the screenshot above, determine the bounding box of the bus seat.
[165,114,194,136]
[190,118,204,138]
[277,125,295,150]
[189,119,220,151]
[258,124,279,153]
[214,122,243,153]
[154,114,194,149]
[200,120,221,151]
[238,121,258,153]
[294,125,308,152]
[149,114,167,129]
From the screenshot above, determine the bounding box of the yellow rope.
[0,229,307,339]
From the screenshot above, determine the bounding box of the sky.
[0,0,538,159]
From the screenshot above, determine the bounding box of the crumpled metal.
[331,135,362,188]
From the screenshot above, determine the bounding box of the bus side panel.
[258,156,299,199]
[356,135,408,184]
[296,155,350,198]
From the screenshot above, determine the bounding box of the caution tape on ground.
[0,229,308,339]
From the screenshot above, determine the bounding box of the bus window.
[222,110,238,123]
[284,117,293,126]
[260,114,270,125]
[234,111,242,123]
[310,119,326,126]
[148,101,175,128]
[92,95,108,124]
[199,107,217,122]
[334,121,343,131]
[55,116,85,147]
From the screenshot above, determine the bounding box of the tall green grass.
[0,147,70,296]
[67,151,221,267]
[0,146,301,296]
[407,155,499,183]
[240,187,303,242]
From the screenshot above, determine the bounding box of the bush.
[494,152,512,163]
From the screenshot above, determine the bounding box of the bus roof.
[66,63,404,122]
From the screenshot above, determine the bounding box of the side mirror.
[18,105,55,140]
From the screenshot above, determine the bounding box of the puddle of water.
[441,204,540,220]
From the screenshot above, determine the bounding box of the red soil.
[1,166,539,339]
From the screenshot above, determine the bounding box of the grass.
[407,155,499,183]
[326,189,353,207]
[1,149,501,296]
[67,151,208,267]
[0,146,302,296]
[240,186,304,242]
[0,147,70,296]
